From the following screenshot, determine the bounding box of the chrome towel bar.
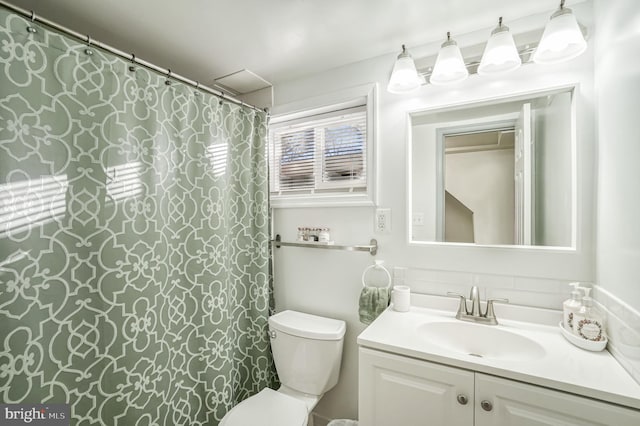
[271,234,378,256]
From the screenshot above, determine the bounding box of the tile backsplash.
[593,285,640,384]
[395,267,640,386]
[395,266,571,310]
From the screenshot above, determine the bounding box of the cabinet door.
[359,348,474,426]
[475,373,640,426]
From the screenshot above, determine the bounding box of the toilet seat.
[220,388,308,426]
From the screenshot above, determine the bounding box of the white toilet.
[220,310,346,426]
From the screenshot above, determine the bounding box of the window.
[269,85,376,207]
[271,106,366,192]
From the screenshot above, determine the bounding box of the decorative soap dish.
[559,322,608,352]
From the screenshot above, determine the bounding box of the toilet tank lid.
[269,310,346,341]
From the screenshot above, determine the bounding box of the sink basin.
[418,321,546,361]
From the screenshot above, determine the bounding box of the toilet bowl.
[220,388,308,426]
[220,310,346,426]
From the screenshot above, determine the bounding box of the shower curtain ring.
[84,36,94,56]
[128,54,136,72]
[27,11,37,33]
[165,69,172,85]
[194,81,200,95]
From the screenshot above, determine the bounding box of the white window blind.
[269,105,367,196]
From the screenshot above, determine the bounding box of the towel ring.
[361,260,391,289]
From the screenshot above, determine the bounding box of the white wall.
[272,4,596,422]
[594,0,640,310]
[592,0,640,384]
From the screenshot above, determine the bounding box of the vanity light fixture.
[430,32,468,86]
[385,1,588,93]
[387,45,423,94]
[478,17,521,75]
[533,0,587,64]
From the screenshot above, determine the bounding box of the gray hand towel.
[359,286,390,325]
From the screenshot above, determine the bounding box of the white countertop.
[357,295,640,410]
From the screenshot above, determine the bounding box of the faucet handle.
[447,292,469,316]
[485,298,509,320]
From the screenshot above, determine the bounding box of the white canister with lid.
[392,286,411,312]
[319,227,331,242]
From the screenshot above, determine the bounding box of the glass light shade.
[430,39,468,86]
[533,9,586,64]
[478,28,521,75]
[387,49,422,94]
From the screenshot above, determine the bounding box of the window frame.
[269,83,378,208]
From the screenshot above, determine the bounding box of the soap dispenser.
[572,288,606,342]
[562,282,582,333]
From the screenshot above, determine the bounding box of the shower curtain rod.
[0,0,266,114]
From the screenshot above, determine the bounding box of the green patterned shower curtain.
[0,8,276,425]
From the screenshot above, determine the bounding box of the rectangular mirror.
[409,86,576,248]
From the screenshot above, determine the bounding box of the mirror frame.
[407,84,578,250]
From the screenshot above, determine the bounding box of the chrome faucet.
[447,286,509,325]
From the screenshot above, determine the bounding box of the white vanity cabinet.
[475,373,640,426]
[359,347,640,426]
[359,347,473,426]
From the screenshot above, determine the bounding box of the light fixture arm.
[551,0,574,19]
[441,31,457,48]
[491,16,510,35]
[398,44,410,59]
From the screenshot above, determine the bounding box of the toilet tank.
[269,310,346,396]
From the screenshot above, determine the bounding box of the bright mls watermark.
[0,404,69,425]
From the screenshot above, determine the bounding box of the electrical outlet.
[375,208,391,234]
[412,212,425,226]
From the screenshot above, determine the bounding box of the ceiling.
[7,0,575,89]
